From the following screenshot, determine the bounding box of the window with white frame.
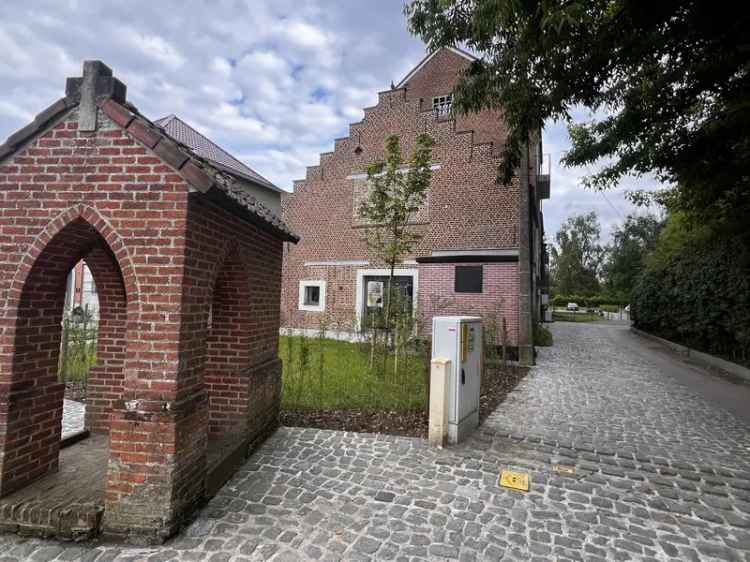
[298,280,326,312]
[432,94,452,118]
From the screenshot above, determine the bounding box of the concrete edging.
[630,327,750,382]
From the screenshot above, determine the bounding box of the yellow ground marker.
[499,470,530,492]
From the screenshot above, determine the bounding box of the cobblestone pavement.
[2,322,750,561]
[62,399,85,439]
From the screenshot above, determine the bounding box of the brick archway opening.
[1,217,127,496]
[204,250,253,441]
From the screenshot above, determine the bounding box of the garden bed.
[280,333,528,438]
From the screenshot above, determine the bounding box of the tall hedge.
[631,240,750,363]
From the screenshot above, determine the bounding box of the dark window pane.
[304,285,320,305]
[455,266,483,293]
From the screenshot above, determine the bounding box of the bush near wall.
[550,294,629,308]
[631,240,750,365]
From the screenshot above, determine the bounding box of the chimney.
[65,61,127,132]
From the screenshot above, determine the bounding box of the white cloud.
[0,1,667,241]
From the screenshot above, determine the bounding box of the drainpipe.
[517,138,535,366]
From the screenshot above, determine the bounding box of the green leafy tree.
[359,133,435,338]
[550,211,603,295]
[405,1,750,235]
[603,215,663,300]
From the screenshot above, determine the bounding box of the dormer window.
[432,94,452,118]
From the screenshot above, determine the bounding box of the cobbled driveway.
[2,322,750,561]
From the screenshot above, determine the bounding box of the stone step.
[0,435,107,540]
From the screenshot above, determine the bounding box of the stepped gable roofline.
[0,60,298,243]
[395,46,476,89]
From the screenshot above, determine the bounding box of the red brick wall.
[418,262,520,346]
[281,48,520,339]
[0,108,193,503]
[84,244,127,434]
[181,198,283,444]
[204,254,252,438]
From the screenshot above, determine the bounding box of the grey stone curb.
[631,326,750,382]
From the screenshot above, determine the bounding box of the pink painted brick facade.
[419,263,520,346]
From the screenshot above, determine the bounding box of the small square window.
[298,280,326,312]
[304,285,320,306]
[455,266,483,293]
[432,94,452,117]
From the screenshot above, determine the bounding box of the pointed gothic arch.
[0,210,134,495]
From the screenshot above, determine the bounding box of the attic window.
[433,95,452,118]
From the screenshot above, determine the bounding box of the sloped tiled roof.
[0,95,297,243]
[154,115,280,192]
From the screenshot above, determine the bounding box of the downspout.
[517,138,535,366]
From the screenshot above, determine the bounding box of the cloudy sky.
[0,0,662,242]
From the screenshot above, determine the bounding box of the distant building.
[280,47,550,363]
[65,260,99,319]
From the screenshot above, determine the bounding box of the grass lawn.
[552,311,602,322]
[279,335,428,412]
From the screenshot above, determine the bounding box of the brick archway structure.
[0,61,296,542]
[0,214,130,495]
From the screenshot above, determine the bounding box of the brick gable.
[281,48,524,346]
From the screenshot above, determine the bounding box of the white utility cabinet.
[431,316,482,444]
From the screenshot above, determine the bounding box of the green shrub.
[550,294,629,308]
[533,324,553,346]
[58,315,97,382]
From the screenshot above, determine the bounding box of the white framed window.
[354,269,418,330]
[432,94,452,117]
[298,280,326,312]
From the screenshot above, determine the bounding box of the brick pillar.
[103,395,208,542]
[84,246,127,434]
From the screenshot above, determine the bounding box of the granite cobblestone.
[1,323,749,560]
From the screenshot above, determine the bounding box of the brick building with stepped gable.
[281,47,550,364]
[0,61,295,542]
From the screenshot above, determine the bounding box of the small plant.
[534,323,554,347]
[316,316,328,399]
[482,314,500,368]
[58,305,98,383]
[296,334,310,405]
[500,317,508,368]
